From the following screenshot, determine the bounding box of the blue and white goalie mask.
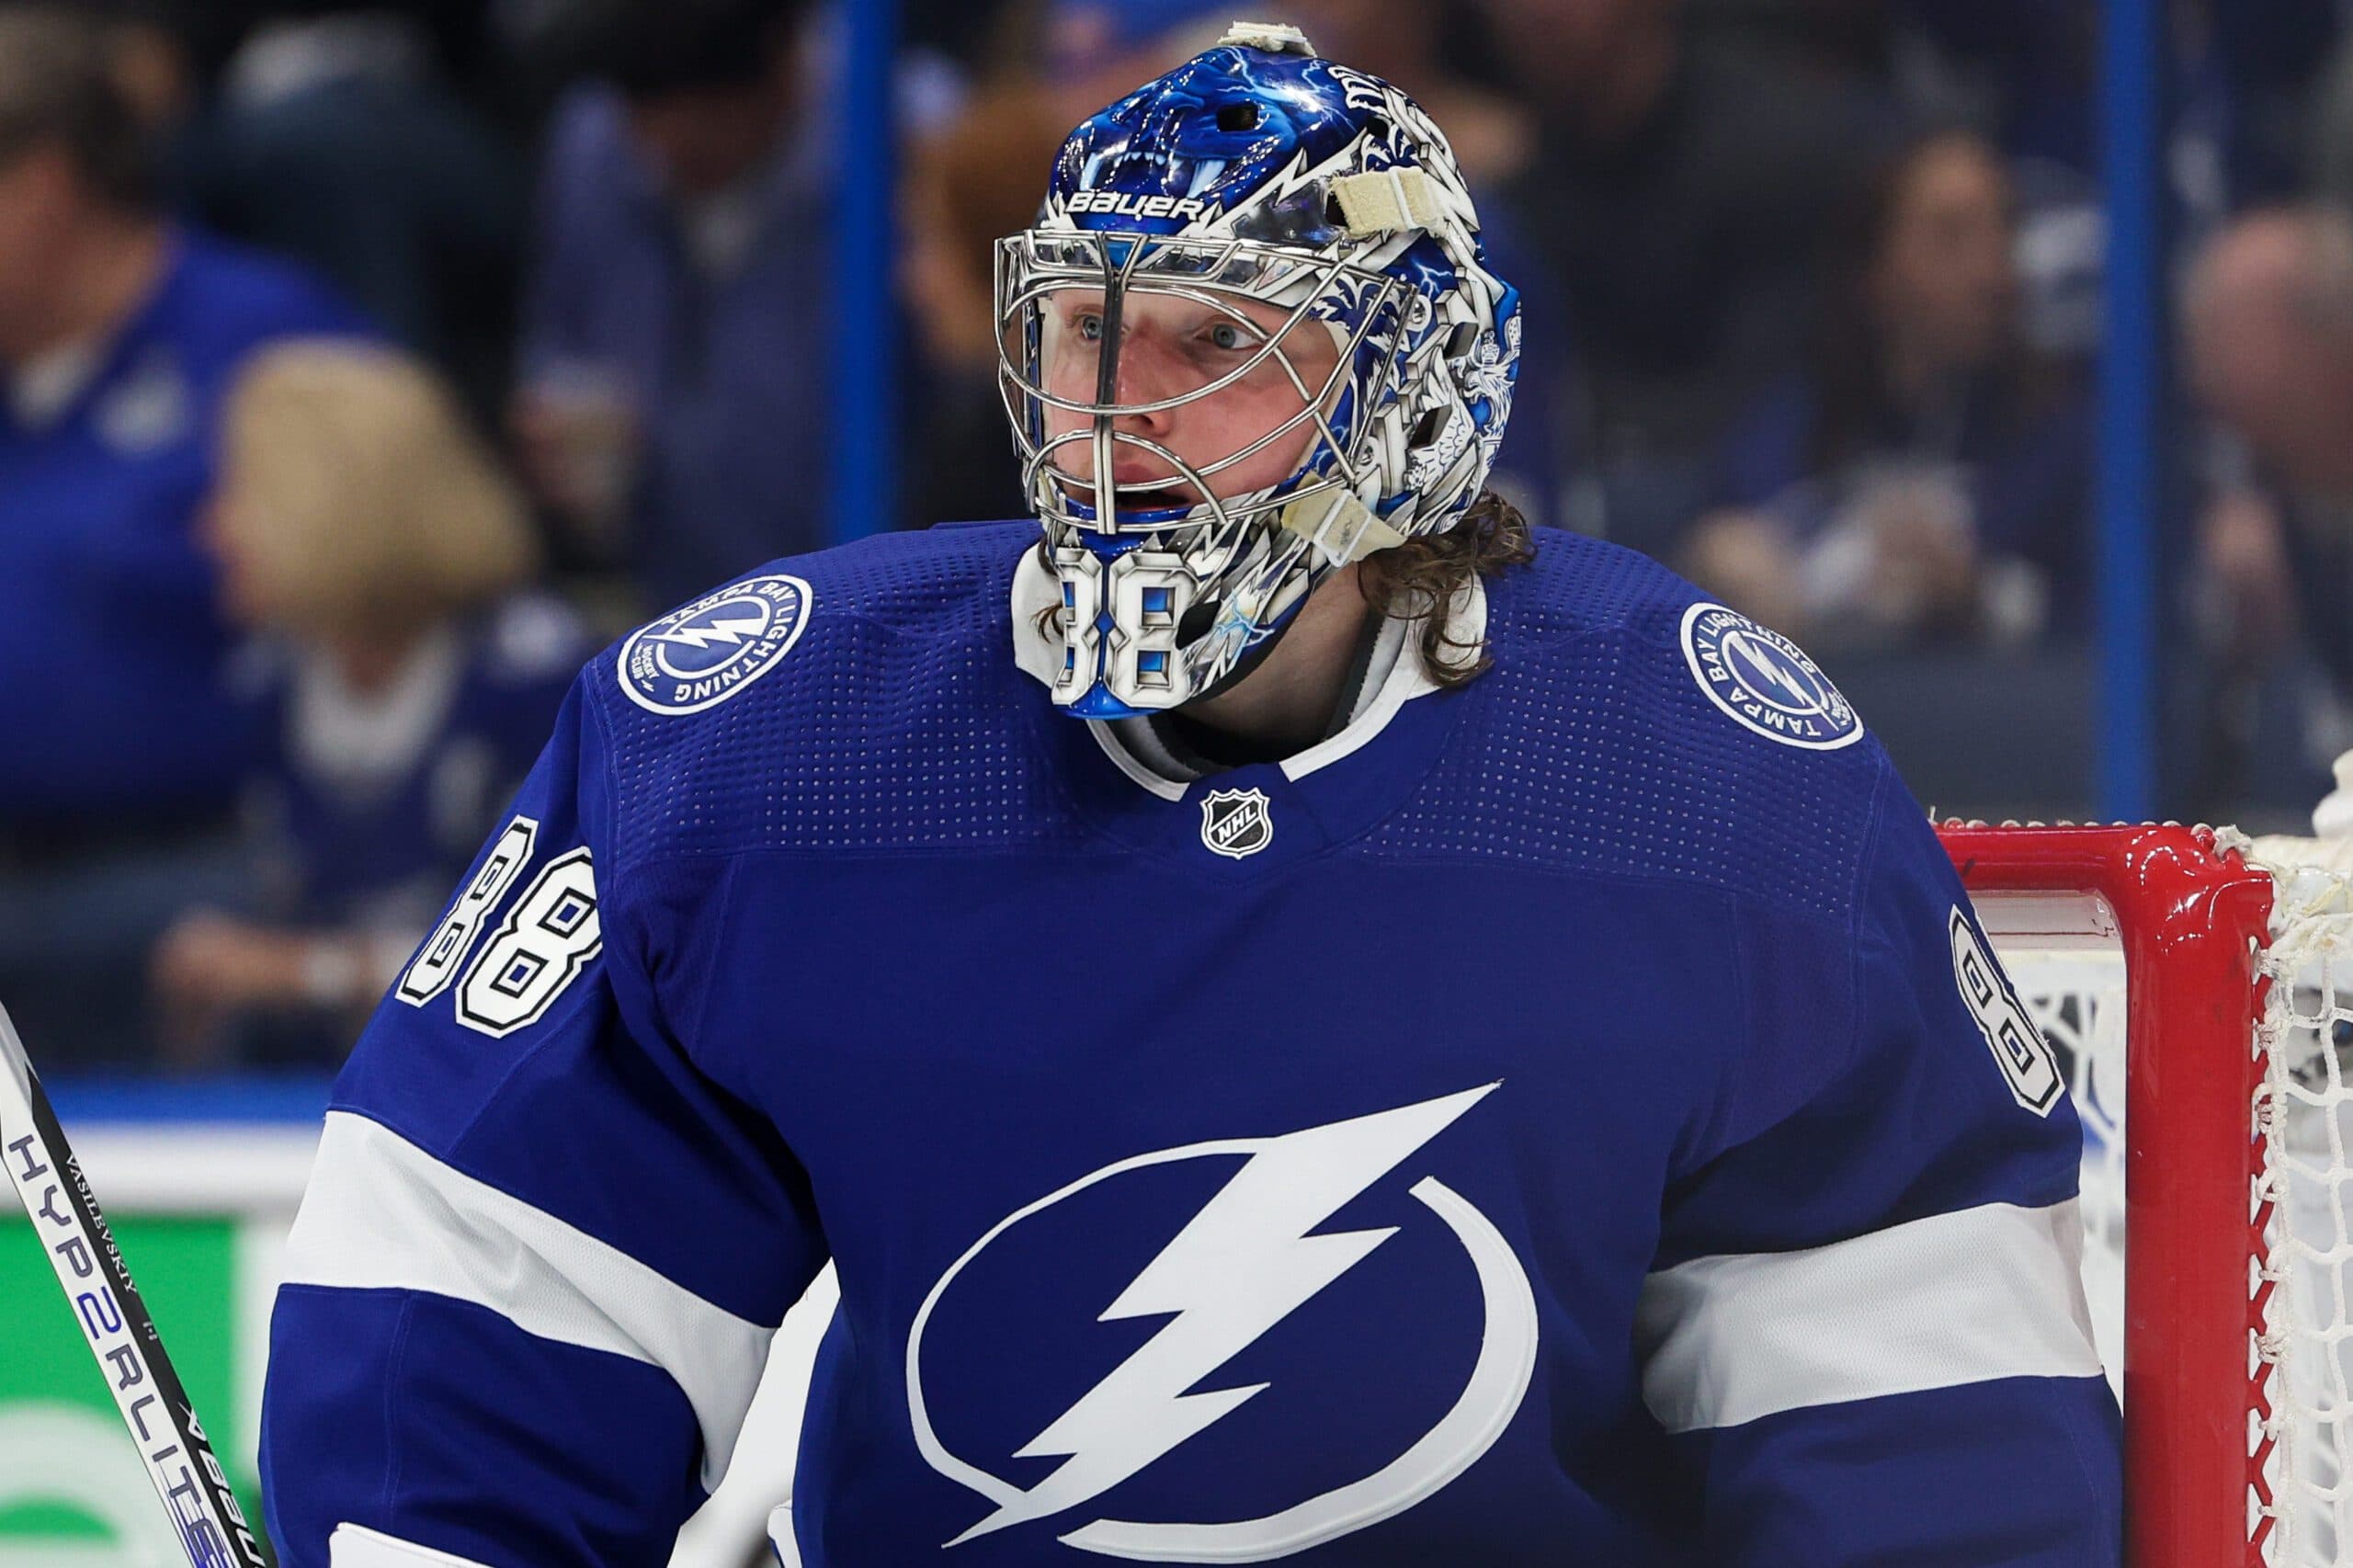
[998,22,1521,718]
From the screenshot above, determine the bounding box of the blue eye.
[1208,323,1248,351]
[1076,314,1104,343]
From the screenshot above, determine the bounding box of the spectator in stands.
[512,0,831,609]
[1472,0,1890,553]
[2183,208,2353,796]
[901,29,1066,529]
[1893,0,2097,176]
[1679,129,2091,650]
[188,2,527,423]
[0,5,369,1067]
[1267,0,1561,523]
[904,0,1236,528]
[1281,0,1529,187]
[2187,209,2353,532]
[1036,0,1231,116]
[150,340,586,1068]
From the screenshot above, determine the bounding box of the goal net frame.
[1943,823,2279,1568]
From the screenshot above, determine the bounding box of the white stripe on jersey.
[1634,1198,2102,1433]
[330,1523,495,1567]
[283,1111,776,1488]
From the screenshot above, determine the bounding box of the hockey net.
[1944,823,2353,1568]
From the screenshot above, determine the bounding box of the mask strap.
[1278,487,1404,566]
[1329,167,1446,234]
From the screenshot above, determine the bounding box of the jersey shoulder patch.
[585,522,1083,869]
[619,574,813,716]
[1381,530,1887,922]
[604,523,1038,719]
[1677,601,1862,752]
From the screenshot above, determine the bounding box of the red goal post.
[1940,823,2297,1568]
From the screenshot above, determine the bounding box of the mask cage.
[994,229,1407,542]
[995,227,1445,710]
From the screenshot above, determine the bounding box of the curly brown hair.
[1357,488,1535,688]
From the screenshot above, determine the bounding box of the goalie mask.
[999,22,1520,718]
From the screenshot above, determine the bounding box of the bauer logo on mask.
[1065,189,1217,222]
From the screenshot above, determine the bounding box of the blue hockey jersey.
[0,228,370,822]
[260,521,2121,1567]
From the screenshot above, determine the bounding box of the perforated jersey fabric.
[1357,529,1881,923]
[593,523,1092,872]
[585,518,1882,930]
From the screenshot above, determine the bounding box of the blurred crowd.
[2,0,2351,1071]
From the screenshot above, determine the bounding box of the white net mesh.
[2247,834,2353,1564]
[1988,833,2353,1565]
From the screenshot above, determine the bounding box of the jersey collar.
[1010,539,1485,803]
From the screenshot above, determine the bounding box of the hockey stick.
[0,1003,275,1568]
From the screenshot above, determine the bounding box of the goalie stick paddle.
[0,1003,276,1568]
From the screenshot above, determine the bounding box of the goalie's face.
[998,39,1519,721]
[995,235,1392,718]
[1032,286,1344,521]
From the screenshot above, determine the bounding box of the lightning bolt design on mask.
[651,612,767,652]
[946,1083,1499,1547]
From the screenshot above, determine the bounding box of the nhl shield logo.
[1199,788,1274,859]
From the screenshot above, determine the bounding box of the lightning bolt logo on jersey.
[620,574,813,715]
[905,1086,1536,1561]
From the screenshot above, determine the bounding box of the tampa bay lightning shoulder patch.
[1679,601,1862,751]
[620,574,813,715]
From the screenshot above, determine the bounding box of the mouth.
[1113,484,1198,512]
[1052,470,1200,514]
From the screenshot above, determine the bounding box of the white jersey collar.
[288,626,465,803]
[1009,541,1485,801]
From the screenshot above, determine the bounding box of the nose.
[1107,335,1182,430]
